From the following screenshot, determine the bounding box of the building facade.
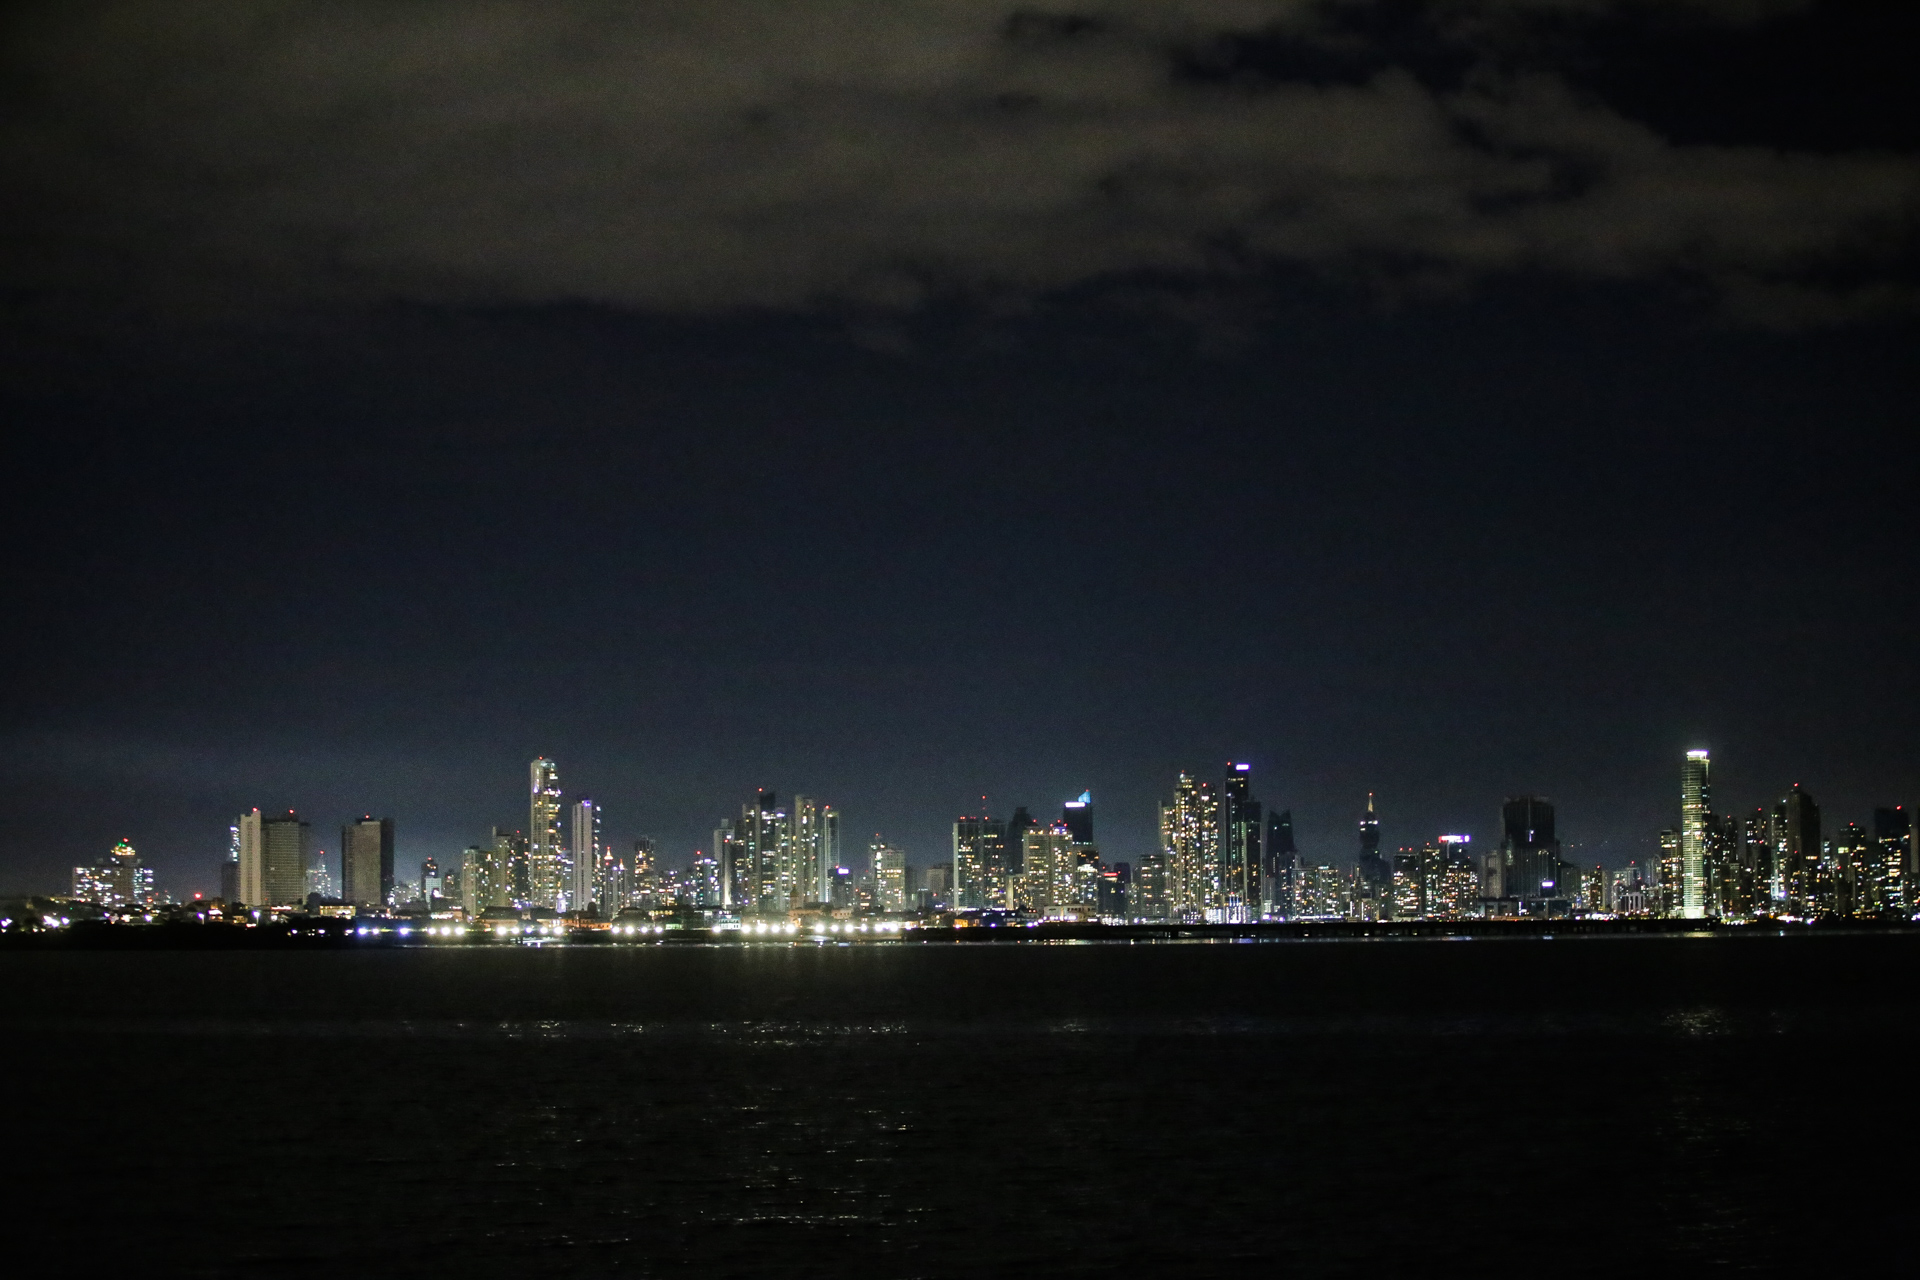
[341,816,394,907]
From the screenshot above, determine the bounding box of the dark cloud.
[1,0,1913,327]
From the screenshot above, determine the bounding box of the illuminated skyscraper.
[569,797,601,913]
[1162,773,1219,921]
[1656,829,1681,916]
[1129,851,1169,921]
[952,812,1008,911]
[1019,821,1077,917]
[1771,785,1820,916]
[1221,764,1263,922]
[729,790,796,913]
[792,796,837,906]
[460,842,507,915]
[220,823,240,902]
[529,758,564,909]
[1680,750,1711,918]
[1871,807,1909,913]
[73,839,145,908]
[870,839,906,912]
[341,816,394,907]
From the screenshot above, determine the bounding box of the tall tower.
[1680,750,1711,918]
[1061,792,1093,843]
[1162,773,1220,920]
[1501,796,1560,905]
[1356,794,1388,895]
[529,758,564,909]
[1264,808,1297,916]
[1872,807,1910,913]
[341,816,394,907]
[952,812,1007,911]
[1221,764,1263,921]
[569,797,600,913]
[260,810,310,909]
[1771,784,1821,916]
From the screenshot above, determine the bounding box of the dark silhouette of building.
[1061,792,1092,844]
[1499,796,1565,906]
[1357,794,1389,894]
[1265,809,1298,915]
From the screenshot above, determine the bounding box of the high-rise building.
[741,790,792,912]
[528,758,564,909]
[1161,773,1220,921]
[1680,749,1711,918]
[1771,785,1820,917]
[341,816,394,907]
[1129,851,1169,921]
[1823,822,1871,918]
[1739,808,1772,918]
[420,856,442,902]
[1356,794,1387,901]
[1019,821,1077,917]
[952,813,1008,911]
[1221,764,1263,922]
[1297,862,1346,918]
[1871,807,1909,914]
[238,809,310,910]
[1390,847,1422,919]
[569,797,601,913]
[1061,793,1093,844]
[73,839,146,908]
[1007,806,1039,886]
[870,839,906,912]
[1414,835,1472,919]
[1264,809,1298,917]
[792,796,837,907]
[1654,829,1681,915]
[1500,796,1562,907]
[461,841,507,915]
[219,823,241,902]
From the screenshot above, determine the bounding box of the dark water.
[6,933,1915,1275]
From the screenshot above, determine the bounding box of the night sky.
[3,1,1916,895]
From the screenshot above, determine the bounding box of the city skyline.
[39,747,1917,917]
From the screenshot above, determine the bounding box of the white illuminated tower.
[569,796,600,913]
[1681,749,1711,918]
[529,758,564,908]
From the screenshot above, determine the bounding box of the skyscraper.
[792,795,837,907]
[1061,792,1092,844]
[1355,794,1388,909]
[1019,821,1077,917]
[341,816,394,907]
[1221,764,1263,922]
[1680,750,1711,918]
[870,839,906,912]
[73,839,145,908]
[569,796,601,913]
[952,812,1007,911]
[730,790,795,913]
[238,809,310,910]
[1162,773,1219,921]
[529,758,564,909]
[1771,785,1820,916]
[1500,796,1561,907]
[1871,807,1909,913]
[1264,809,1298,917]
